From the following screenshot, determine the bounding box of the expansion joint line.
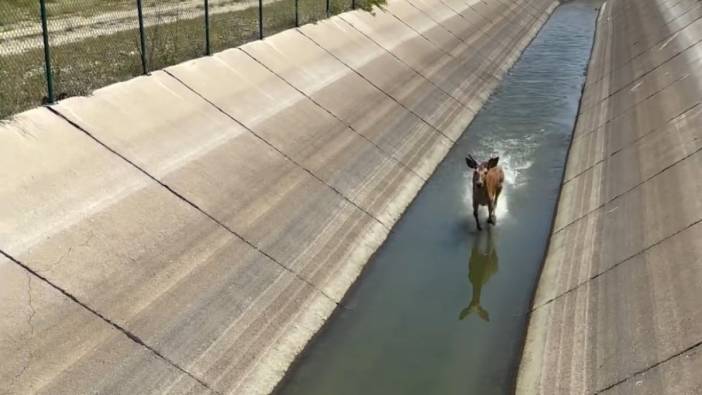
[0,248,220,394]
[575,71,701,140]
[294,29,455,144]
[402,0,508,83]
[341,0,546,119]
[527,0,702,311]
[237,48,428,183]
[604,0,699,50]
[554,143,702,235]
[535,216,702,312]
[383,6,503,102]
[160,70,389,236]
[453,1,493,25]
[578,43,702,116]
[564,102,702,184]
[594,338,702,394]
[47,107,340,309]
[464,3,550,82]
[585,5,702,90]
[336,16,475,117]
[388,8,494,84]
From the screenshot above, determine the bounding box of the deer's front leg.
[487,198,495,225]
[473,202,482,231]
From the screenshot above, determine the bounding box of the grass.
[0,0,384,120]
[0,0,132,26]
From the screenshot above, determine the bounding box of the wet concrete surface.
[276,2,600,394]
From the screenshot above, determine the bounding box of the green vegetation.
[1,0,131,26]
[0,0,385,120]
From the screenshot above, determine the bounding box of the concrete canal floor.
[276,2,601,394]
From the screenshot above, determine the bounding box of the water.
[276,2,600,394]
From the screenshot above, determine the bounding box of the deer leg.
[473,203,482,231]
[487,199,495,225]
[490,188,502,224]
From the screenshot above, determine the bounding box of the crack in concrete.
[8,273,37,393]
[26,272,36,337]
[0,248,221,394]
[39,232,96,275]
[41,247,72,275]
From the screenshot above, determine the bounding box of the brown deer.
[466,155,504,231]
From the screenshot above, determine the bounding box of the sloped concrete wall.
[518,0,702,393]
[0,0,556,393]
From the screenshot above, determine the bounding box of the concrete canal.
[276,1,601,393]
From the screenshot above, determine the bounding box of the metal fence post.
[258,0,263,39]
[326,0,331,16]
[352,0,356,10]
[136,0,148,74]
[39,0,54,104]
[295,0,299,27]
[204,0,211,55]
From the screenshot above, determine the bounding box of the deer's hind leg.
[489,187,503,225]
[487,199,495,225]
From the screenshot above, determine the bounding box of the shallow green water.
[276,2,600,393]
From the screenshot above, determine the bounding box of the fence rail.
[0,0,380,120]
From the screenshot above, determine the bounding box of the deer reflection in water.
[459,230,498,322]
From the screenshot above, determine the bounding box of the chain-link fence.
[263,0,296,37]
[1,1,46,119]
[46,0,142,103]
[210,1,259,52]
[0,0,386,120]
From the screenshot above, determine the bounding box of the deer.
[466,155,504,231]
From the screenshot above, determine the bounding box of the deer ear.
[466,157,477,169]
[487,157,499,168]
